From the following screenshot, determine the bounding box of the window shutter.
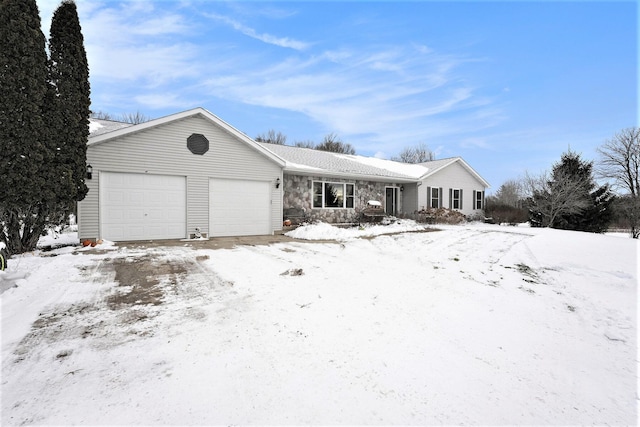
[460,189,463,210]
[426,187,431,208]
[482,191,485,209]
[439,188,443,208]
[449,188,452,209]
[473,190,477,210]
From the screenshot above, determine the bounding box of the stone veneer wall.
[283,174,400,223]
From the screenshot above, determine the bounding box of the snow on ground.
[285,219,429,241]
[1,223,637,425]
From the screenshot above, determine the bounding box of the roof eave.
[418,157,490,188]
[284,166,418,183]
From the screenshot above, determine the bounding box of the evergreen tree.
[548,151,615,232]
[45,0,90,225]
[0,0,50,255]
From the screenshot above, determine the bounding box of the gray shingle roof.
[259,142,442,181]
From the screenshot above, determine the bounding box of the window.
[430,187,440,209]
[426,186,443,209]
[474,190,485,210]
[450,188,462,210]
[313,181,355,208]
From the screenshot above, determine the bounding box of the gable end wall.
[419,161,487,216]
[79,115,282,240]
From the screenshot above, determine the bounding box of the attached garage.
[101,172,186,241]
[79,108,285,242]
[209,178,271,237]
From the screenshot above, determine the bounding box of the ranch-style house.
[79,107,489,242]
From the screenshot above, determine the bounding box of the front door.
[385,187,398,216]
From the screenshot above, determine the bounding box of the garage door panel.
[166,208,185,221]
[101,172,186,241]
[126,193,145,206]
[210,179,271,237]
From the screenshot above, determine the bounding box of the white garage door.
[101,172,186,241]
[210,178,271,237]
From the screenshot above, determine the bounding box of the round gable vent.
[187,133,209,155]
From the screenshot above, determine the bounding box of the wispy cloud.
[204,13,310,51]
[38,0,504,154]
[75,1,203,101]
[199,44,501,155]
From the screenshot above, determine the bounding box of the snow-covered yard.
[1,222,637,425]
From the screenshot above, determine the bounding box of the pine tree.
[550,151,615,232]
[46,0,90,224]
[0,0,50,255]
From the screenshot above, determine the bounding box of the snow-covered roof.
[88,118,133,136]
[85,109,488,187]
[258,143,429,182]
[257,143,489,186]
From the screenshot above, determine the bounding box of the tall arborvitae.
[46,0,90,223]
[0,0,50,255]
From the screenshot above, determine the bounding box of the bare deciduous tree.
[90,110,113,120]
[493,179,525,208]
[255,129,287,145]
[597,127,640,238]
[392,143,435,163]
[525,170,591,228]
[315,133,356,154]
[294,140,316,149]
[120,111,150,124]
[91,110,150,124]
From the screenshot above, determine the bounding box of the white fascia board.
[418,157,490,188]
[417,158,458,181]
[87,108,203,145]
[455,157,491,188]
[197,108,286,167]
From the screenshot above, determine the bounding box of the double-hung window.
[474,190,485,210]
[313,181,355,208]
[450,188,462,210]
[430,187,440,209]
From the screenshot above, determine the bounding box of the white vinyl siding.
[419,160,487,216]
[80,114,283,240]
[187,176,209,236]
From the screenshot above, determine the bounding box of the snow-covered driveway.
[1,224,637,425]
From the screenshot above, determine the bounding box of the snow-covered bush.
[412,208,466,224]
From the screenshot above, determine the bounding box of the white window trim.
[451,188,462,210]
[430,187,440,209]
[312,181,355,209]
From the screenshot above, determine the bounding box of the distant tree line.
[91,110,151,125]
[1,0,90,255]
[256,129,435,162]
[256,130,357,155]
[486,128,640,238]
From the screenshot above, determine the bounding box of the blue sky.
[36,0,636,191]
